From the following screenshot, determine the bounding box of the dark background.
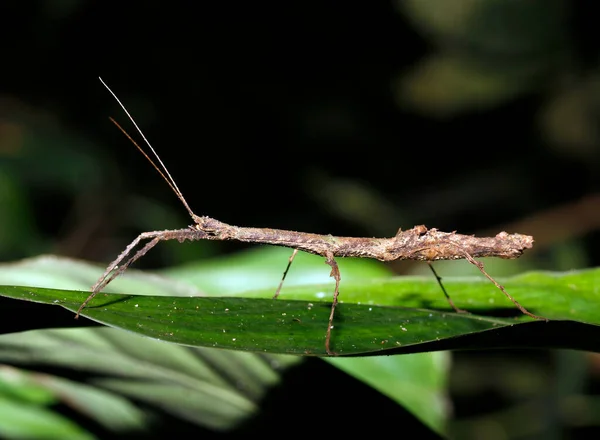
[1,1,599,438]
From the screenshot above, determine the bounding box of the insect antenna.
[98,77,196,220]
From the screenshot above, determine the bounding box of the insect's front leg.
[77,228,196,318]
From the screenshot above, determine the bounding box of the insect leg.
[324,252,341,355]
[461,252,547,320]
[427,262,468,314]
[273,249,299,299]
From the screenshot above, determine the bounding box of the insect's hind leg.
[461,252,547,321]
[427,262,468,314]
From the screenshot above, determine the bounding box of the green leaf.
[1,252,599,355]
[0,365,147,434]
[0,368,93,440]
[328,353,451,433]
[0,367,56,406]
[1,285,493,355]
[0,327,300,432]
[1,249,598,436]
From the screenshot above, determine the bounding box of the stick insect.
[76,77,545,355]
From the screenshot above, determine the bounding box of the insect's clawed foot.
[528,312,549,322]
[325,342,338,357]
[74,306,84,320]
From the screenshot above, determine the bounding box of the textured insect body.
[77,78,544,355]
